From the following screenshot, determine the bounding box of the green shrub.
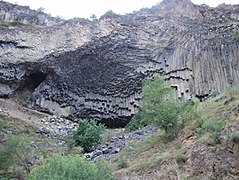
[224,85,239,99]
[125,109,147,132]
[201,118,227,133]
[195,117,227,144]
[0,135,32,176]
[73,119,105,152]
[0,121,3,130]
[195,118,227,133]
[27,155,112,180]
[131,75,190,140]
[231,133,239,144]
[176,154,188,165]
[117,157,128,169]
[231,30,239,41]
[125,118,139,132]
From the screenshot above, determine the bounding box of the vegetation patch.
[231,29,239,41]
[0,121,3,130]
[27,155,112,180]
[73,119,105,152]
[0,114,71,179]
[230,133,239,144]
[176,154,188,165]
[224,85,239,100]
[195,117,227,144]
[126,75,194,141]
[0,21,34,28]
[117,156,128,169]
[0,135,33,178]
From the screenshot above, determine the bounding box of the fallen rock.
[91,125,157,161]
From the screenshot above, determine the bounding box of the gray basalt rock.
[0,1,63,26]
[91,125,158,161]
[0,0,239,126]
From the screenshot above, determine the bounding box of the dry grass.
[101,128,126,143]
[0,114,68,158]
[112,93,239,179]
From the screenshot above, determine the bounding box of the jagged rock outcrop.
[0,0,239,126]
[0,1,63,26]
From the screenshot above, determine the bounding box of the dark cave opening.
[12,71,47,104]
[25,72,47,90]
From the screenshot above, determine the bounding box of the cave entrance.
[12,71,47,104]
[26,72,47,91]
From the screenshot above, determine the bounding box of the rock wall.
[0,1,63,26]
[0,0,239,126]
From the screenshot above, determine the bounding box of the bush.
[125,109,147,132]
[130,75,190,140]
[224,85,239,99]
[195,117,227,144]
[0,121,3,130]
[27,155,112,180]
[117,157,128,169]
[232,30,239,41]
[231,133,239,144]
[202,118,227,133]
[0,135,32,176]
[176,154,188,165]
[73,119,105,152]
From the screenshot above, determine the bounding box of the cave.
[12,71,47,103]
[25,71,47,90]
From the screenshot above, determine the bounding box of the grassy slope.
[0,114,69,179]
[112,92,239,179]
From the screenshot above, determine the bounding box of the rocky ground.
[0,97,159,178]
[91,125,158,161]
[113,96,239,179]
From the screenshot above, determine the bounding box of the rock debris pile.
[36,116,78,137]
[91,125,158,161]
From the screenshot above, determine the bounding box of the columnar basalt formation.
[0,0,239,126]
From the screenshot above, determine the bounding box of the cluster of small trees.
[126,75,193,140]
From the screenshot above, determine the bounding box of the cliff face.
[0,1,62,26]
[0,0,239,126]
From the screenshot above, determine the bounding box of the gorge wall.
[0,0,239,126]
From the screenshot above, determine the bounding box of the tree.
[90,14,97,21]
[137,75,188,140]
[73,119,105,152]
[104,10,115,17]
[0,135,33,176]
[37,7,44,13]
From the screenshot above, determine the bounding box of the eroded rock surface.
[0,0,239,126]
[0,1,63,26]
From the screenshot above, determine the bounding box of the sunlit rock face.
[0,0,239,126]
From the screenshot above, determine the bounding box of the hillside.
[113,90,239,179]
[0,81,239,179]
